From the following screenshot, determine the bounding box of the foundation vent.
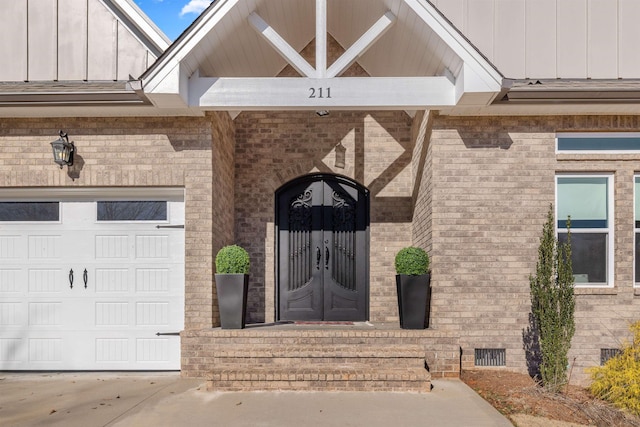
[600,348,621,365]
[474,348,506,367]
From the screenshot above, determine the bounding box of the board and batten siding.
[0,0,157,82]
[432,0,640,79]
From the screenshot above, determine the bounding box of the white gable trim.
[142,0,238,108]
[102,0,171,56]
[403,0,502,94]
[142,0,504,111]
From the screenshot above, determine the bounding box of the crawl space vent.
[600,348,621,365]
[474,348,506,367]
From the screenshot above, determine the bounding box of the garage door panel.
[136,337,172,363]
[95,301,130,326]
[0,236,25,261]
[29,337,63,363]
[28,234,62,259]
[0,301,23,326]
[28,301,63,326]
[95,268,130,293]
[95,235,130,259]
[0,268,22,293]
[0,337,24,363]
[135,235,169,258]
[136,301,170,326]
[96,337,130,363]
[136,268,169,293]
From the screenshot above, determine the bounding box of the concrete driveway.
[0,372,513,426]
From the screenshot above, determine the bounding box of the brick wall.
[419,114,640,385]
[233,110,414,323]
[411,110,435,254]
[0,115,232,332]
[209,112,237,327]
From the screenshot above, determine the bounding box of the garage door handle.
[156,225,184,229]
[69,269,74,289]
[83,269,88,289]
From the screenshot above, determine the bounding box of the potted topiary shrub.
[215,245,250,329]
[395,247,431,329]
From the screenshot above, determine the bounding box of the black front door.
[276,174,369,321]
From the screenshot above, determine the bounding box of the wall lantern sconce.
[334,141,346,169]
[51,130,75,169]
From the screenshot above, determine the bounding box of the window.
[556,175,613,287]
[557,133,640,153]
[97,201,167,221]
[635,177,640,286]
[0,202,59,221]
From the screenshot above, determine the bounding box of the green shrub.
[395,247,430,275]
[589,321,640,416]
[215,245,250,274]
[529,205,575,393]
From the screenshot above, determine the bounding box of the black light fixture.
[334,141,346,169]
[50,130,75,169]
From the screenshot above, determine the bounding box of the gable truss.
[142,0,503,112]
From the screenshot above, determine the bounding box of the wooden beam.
[248,12,315,78]
[189,76,455,109]
[316,0,327,78]
[327,11,396,78]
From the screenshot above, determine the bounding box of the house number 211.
[309,87,331,98]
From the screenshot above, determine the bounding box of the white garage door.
[0,189,185,370]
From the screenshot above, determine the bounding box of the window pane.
[557,177,608,228]
[559,233,607,284]
[97,201,167,221]
[635,177,640,226]
[636,233,640,284]
[0,202,59,221]
[558,136,640,151]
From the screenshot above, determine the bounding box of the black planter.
[215,274,249,329]
[396,274,431,329]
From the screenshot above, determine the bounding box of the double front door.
[277,175,369,321]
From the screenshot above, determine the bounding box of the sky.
[136,0,213,41]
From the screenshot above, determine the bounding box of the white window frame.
[635,175,640,288]
[555,174,614,288]
[557,132,640,154]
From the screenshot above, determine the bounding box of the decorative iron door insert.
[276,174,369,321]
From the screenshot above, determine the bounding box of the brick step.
[189,327,451,346]
[210,344,426,359]
[212,357,423,369]
[211,345,426,368]
[203,340,431,349]
[207,366,431,392]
